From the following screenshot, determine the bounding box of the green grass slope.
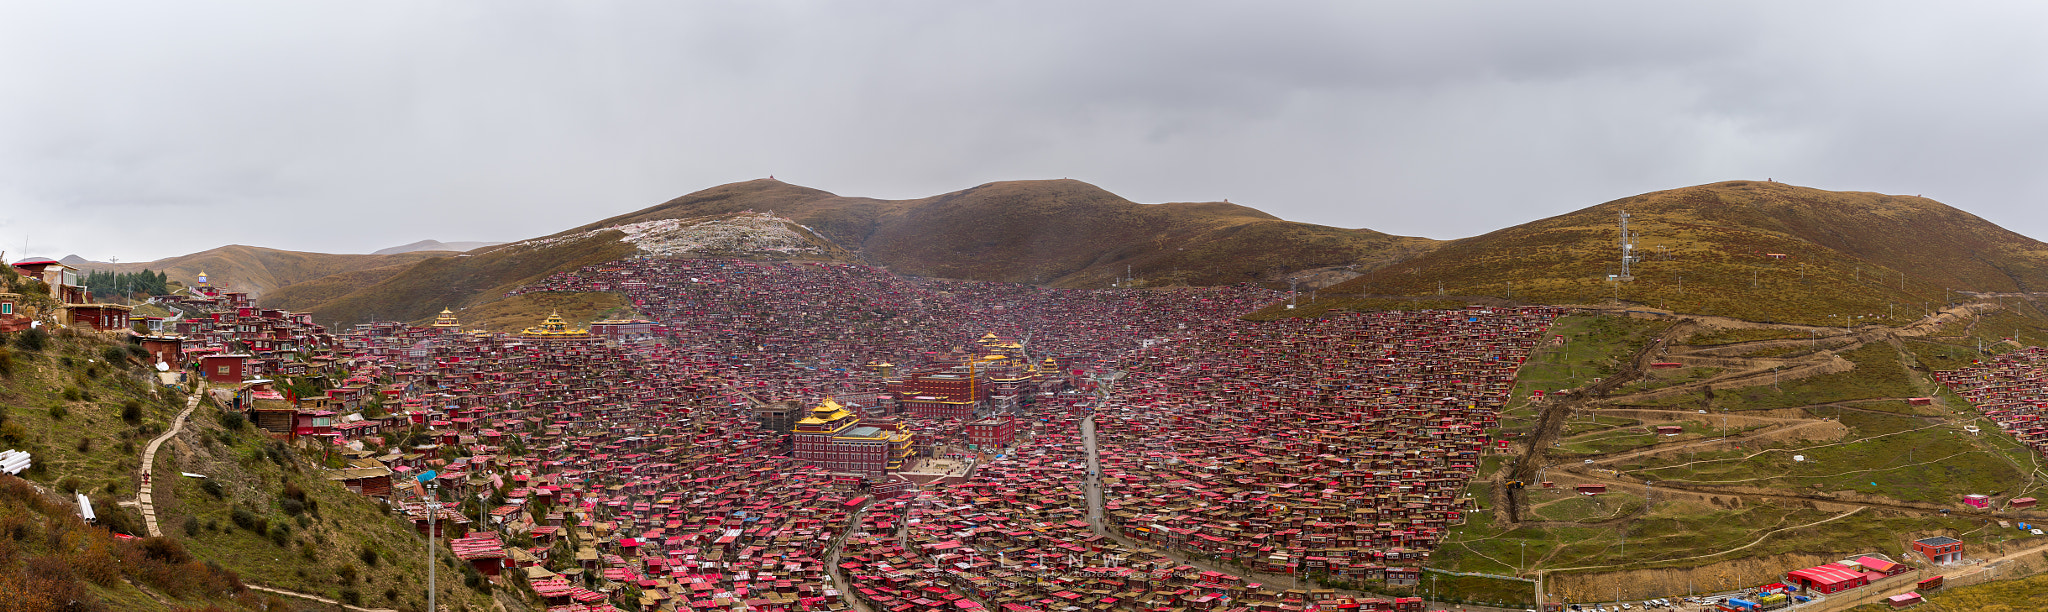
[0,326,498,612]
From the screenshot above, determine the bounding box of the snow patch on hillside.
[504,212,832,256]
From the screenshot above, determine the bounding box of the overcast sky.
[6,2,2048,262]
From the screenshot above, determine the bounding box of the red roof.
[1787,564,1863,586]
[1855,556,1899,573]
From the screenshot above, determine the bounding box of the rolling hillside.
[580,178,1435,287]
[370,239,501,255]
[1264,180,2048,326]
[70,245,451,301]
[271,179,1435,327]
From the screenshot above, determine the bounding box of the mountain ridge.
[66,245,453,300]
[264,178,1431,326]
[370,239,503,255]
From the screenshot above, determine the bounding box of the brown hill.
[1264,180,2048,325]
[300,230,638,328]
[75,245,450,300]
[580,178,1434,287]
[273,179,1433,327]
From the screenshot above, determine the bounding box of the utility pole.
[1618,211,1635,281]
[426,480,439,612]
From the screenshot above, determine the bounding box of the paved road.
[138,382,204,537]
[1082,416,1103,524]
[826,500,877,612]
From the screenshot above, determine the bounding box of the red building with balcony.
[1913,536,1964,565]
[966,416,1018,449]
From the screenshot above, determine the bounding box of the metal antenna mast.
[1618,211,1636,282]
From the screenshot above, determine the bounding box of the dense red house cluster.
[258,255,1578,612]
[1094,307,1561,581]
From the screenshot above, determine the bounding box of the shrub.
[338,563,359,584]
[340,588,363,606]
[92,498,140,535]
[182,516,200,537]
[199,478,224,498]
[280,496,306,516]
[229,507,260,531]
[100,345,127,365]
[48,404,68,419]
[218,410,246,430]
[75,436,91,453]
[120,400,143,424]
[11,327,46,352]
[136,536,192,564]
[267,522,290,547]
[0,346,12,376]
[360,545,380,567]
[59,386,80,402]
[58,476,83,494]
[0,514,27,542]
[22,554,104,612]
[118,536,238,599]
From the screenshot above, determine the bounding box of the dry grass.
[81,245,450,300]
[1285,181,2048,325]
[443,291,633,332]
[300,231,637,327]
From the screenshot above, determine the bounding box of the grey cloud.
[3,1,2047,261]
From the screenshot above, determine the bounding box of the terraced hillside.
[1430,300,2048,606]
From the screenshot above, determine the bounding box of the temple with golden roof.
[791,397,915,481]
[429,307,463,331]
[520,312,593,340]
